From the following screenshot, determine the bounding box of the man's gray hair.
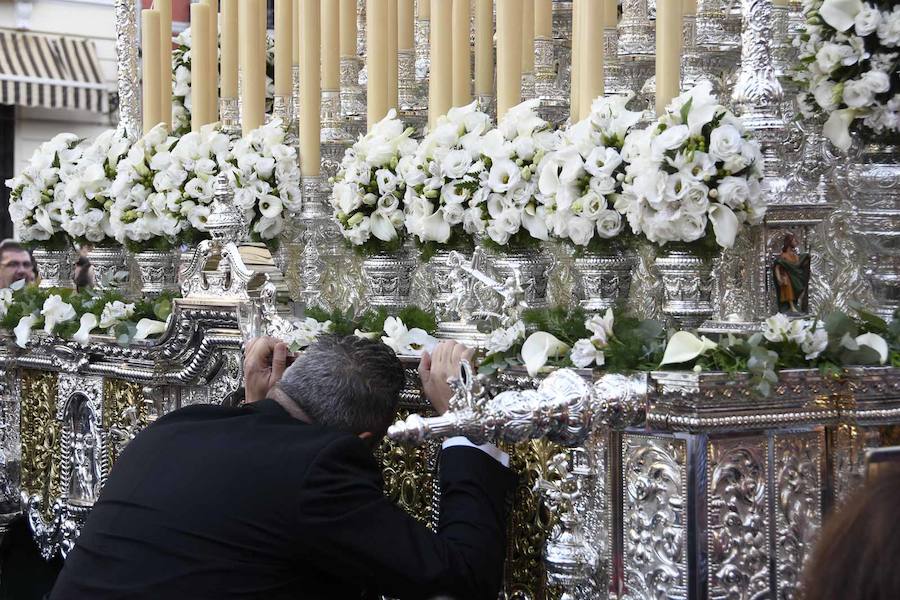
[276,334,406,435]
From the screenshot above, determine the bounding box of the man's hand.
[243,337,289,404]
[418,341,475,416]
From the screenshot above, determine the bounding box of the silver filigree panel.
[622,434,688,600]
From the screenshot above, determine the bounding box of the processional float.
[1,0,899,599]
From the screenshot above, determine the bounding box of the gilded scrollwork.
[774,432,823,600]
[622,435,687,600]
[377,410,438,530]
[103,379,152,465]
[19,370,60,515]
[707,437,770,600]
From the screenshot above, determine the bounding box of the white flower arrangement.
[569,309,616,368]
[402,102,492,248]
[62,128,132,246]
[380,316,439,356]
[478,100,560,247]
[110,124,232,249]
[795,0,899,150]
[538,94,642,247]
[5,133,83,247]
[331,110,418,251]
[617,82,766,250]
[171,28,276,136]
[224,119,302,243]
[282,317,334,351]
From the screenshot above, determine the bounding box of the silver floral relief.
[56,375,106,509]
[115,0,141,139]
[207,350,243,407]
[830,424,869,508]
[626,243,662,322]
[622,435,687,600]
[707,437,770,600]
[773,432,823,600]
[0,371,21,518]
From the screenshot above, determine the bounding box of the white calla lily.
[418,209,452,243]
[134,318,168,341]
[856,332,889,364]
[823,108,857,151]
[14,314,38,348]
[819,0,863,31]
[521,332,571,377]
[73,313,99,345]
[369,211,399,242]
[708,203,739,249]
[660,331,718,366]
[41,295,76,334]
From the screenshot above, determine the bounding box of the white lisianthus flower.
[854,3,881,36]
[570,338,606,369]
[586,309,615,346]
[763,313,792,342]
[99,300,135,330]
[41,295,76,334]
[282,318,333,351]
[381,316,438,357]
[485,320,526,354]
[801,326,830,360]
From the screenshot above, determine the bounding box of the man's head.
[275,335,406,439]
[0,240,35,288]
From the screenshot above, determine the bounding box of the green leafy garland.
[303,305,438,337]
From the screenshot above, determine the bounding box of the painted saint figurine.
[773,233,811,314]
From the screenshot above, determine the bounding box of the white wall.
[0,0,119,172]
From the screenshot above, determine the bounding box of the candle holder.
[619,54,656,102]
[534,38,569,124]
[272,95,294,141]
[553,1,573,104]
[298,176,344,309]
[618,0,655,58]
[340,56,367,139]
[398,49,419,111]
[114,0,141,139]
[521,71,536,102]
[321,89,350,142]
[603,27,630,98]
[696,0,738,48]
[682,1,741,97]
[414,17,431,99]
[475,94,496,121]
[219,97,240,138]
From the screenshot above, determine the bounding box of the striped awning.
[0,31,111,113]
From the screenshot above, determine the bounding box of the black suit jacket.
[50,399,516,600]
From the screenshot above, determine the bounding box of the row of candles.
[139,0,791,178]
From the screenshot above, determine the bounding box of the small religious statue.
[773,233,811,315]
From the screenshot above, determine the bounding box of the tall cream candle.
[293,0,301,64]
[191,3,211,131]
[142,9,162,134]
[522,0,535,74]
[428,0,452,125]
[496,0,522,119]
[451,0,471,106]
[275,0,293,96]
[201,0,218,121]
[368,0,389,126]
[579,0,603,120]
[655,0,682,114]
[341,0,358,57]
[535,0,552,38]
[474,0,493,97]
[240,0,265,135]
[156,0,172,128]
[300,0,321,175]
[399,0,415,50]
[418,0,430,19]
[321,0,340,90]
[388,0,399,109]
[570,0,582,119]
[605,0,619,26]
[772,0,789,5]
[221,0,238,98]
[683,0,698,15]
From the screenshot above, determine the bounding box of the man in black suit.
[50,335,515,599]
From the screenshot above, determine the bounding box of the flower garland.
[794,0,900,150]
[5,133,83,249]
[171,27,276,136]
[0,281,174,348]
[479,100,560,248]
[331,110,417,252]
[538,94,643,248]
[403,102,493,254]
[63,128,132,246]
[617,82,766,250]
[224,119,302,244]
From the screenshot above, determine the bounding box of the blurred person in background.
[0,240,35,288]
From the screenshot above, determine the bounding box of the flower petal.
[660,331,718,366]
[823,108,856,152]
[14,314,38,348]
[73,313,99,345]
[819,0,863,31]
[708,203,738,249]
[134,318,168,341]
[856,332,888,365]
[521,332,571,377]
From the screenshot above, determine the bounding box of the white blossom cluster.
[5,133,83,244]
[795,0,900,150]
[478,100,560,246]
[762,313,829,360]
[331,110,417,248]
[109,124,231,248]
[538,94,642,247]
[63,128,131,245]
[570,309,615,368]
[617,82,765,249]
[224,119,301,242]
[171,28,277,136]
[402,103,492,245]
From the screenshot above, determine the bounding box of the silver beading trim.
[33,248,74,289]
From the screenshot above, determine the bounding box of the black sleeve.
[295,436,516,600]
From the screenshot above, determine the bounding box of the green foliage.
[522,306,589,345]
[302,305,438,337]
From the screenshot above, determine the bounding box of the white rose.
[651,125,690,159]
[441,149,472,180]
[681,183,711,215]
[717,177,751,210]
[843,77,877,109]
[877,8,900,46]
[854,3,881,36]
[595,209,623,239]
[512,136,536,161]
[375,168,400,195]
[709,124,744,163]
[676,212,707,243]
[580,192,608,219]
[584,146,623,178]
[570,339,604,369]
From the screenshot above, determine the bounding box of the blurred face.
[0,249,35,288]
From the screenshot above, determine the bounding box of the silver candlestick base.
[398,49,420,111]
[603,28,630,98]
[618,0,655,57]
[414,18,431,85]
[219,97,240,138]
[535,38,569,124]
[340,56,367,139]
[322,89,351,143]
[475,94,496,121]
[521,71,536,102]
[272,95,295,144]
[298,176,343,309]
[399,108,428,137]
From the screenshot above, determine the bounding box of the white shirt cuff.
[442,437,510,468]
